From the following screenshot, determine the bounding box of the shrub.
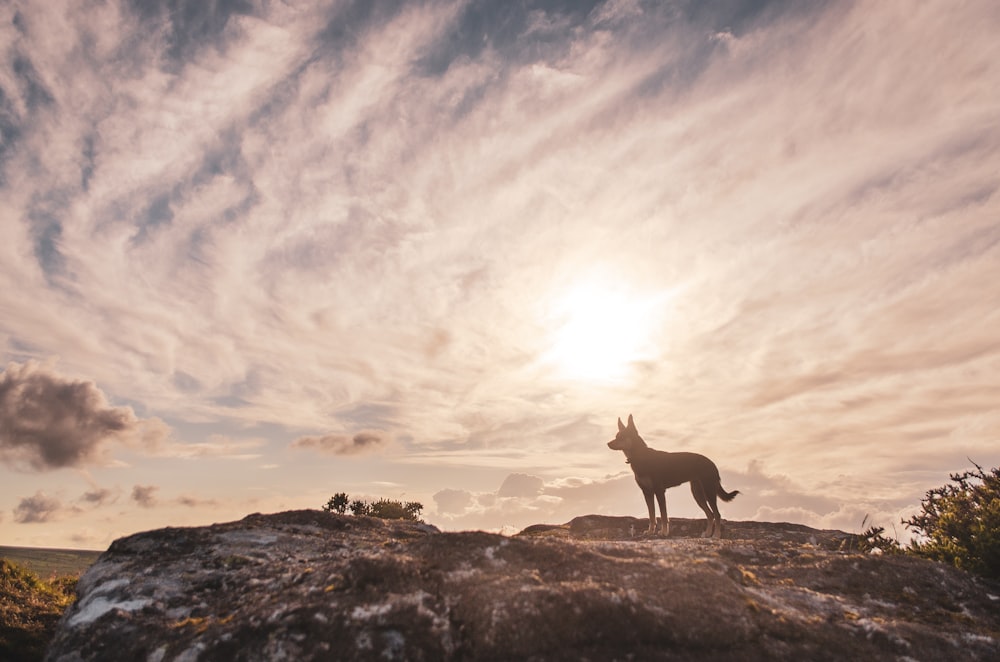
[322,493,423,522]
[368,498,423,521]
[349,499,371,517]
[0,559,77,661]
[904,462,1000,580]
[851,521,902,555]
[322,492,350,514]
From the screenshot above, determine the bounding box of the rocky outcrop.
[47,510,1000,661]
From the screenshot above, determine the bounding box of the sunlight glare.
[543,281,669,383]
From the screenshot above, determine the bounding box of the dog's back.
[630,448,721,491]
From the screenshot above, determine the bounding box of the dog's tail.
[718,485,740,502]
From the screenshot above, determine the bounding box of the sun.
[543,280,667,383]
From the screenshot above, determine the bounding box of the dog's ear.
[627,414,636,431]
[617,417,625,433]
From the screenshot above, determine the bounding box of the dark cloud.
[313,0,394,58]
[80,487,117,507]
[0,362,138,470]
[80,132,96,191]
[291,430,386,455]
[13,491,63,523]
[28,199,67,280]
[177,495,218,508]
[129,192,175,246]
[0,89,23,185]
[131,484,159,508]
[12,54,55,111]
[128,0,255,66]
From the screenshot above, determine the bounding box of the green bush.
[1,559,77,661]
[349,499,371,517]
[322,493,423,522]
[904,462,1000,580]
[322,492,350,514]
[851,522,902,555]
[368,498,423,521]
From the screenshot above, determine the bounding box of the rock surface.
[47,510,1000,661]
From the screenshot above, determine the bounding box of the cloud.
[69,530,102,547]
[13,491,65,523]
[0,361,165,471]
[431,471,639,532]
[79,487,118,507]
[428,458,928,537]
[131,485,159,509]
[496,473,544,498]
[291,431,387,456]
[699,460,926,540]
[177,495,218,508]
[2,0,999,542]
[432,488,474,515]
[152,434,265,461]
[8,0,996,453]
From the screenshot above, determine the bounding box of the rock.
[47,510,1000,661]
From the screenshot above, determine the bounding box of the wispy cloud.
[1,0,999,544]
[151,434,266,461]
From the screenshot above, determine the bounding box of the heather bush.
[904,462,1000,580]
[323,492,423,522]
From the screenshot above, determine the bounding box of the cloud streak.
[1,0,999,544]
[291,431,387,456]
[79,487,118,507]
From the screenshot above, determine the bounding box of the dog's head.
[607,414,643,452]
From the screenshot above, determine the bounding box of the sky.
[1,0,999,550]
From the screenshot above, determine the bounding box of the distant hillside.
[0,547,101,579]
[47,510,1000,661]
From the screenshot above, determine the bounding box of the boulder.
[47,510,1000,661]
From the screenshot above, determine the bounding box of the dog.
[608,414,739,539]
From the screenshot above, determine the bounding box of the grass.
[0,548,99,662]
[0,546,101,578]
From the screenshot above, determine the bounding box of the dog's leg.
[642,489,657,535]
[706,482,723,539]
[690,480,715,537]
[655,490,669,537]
